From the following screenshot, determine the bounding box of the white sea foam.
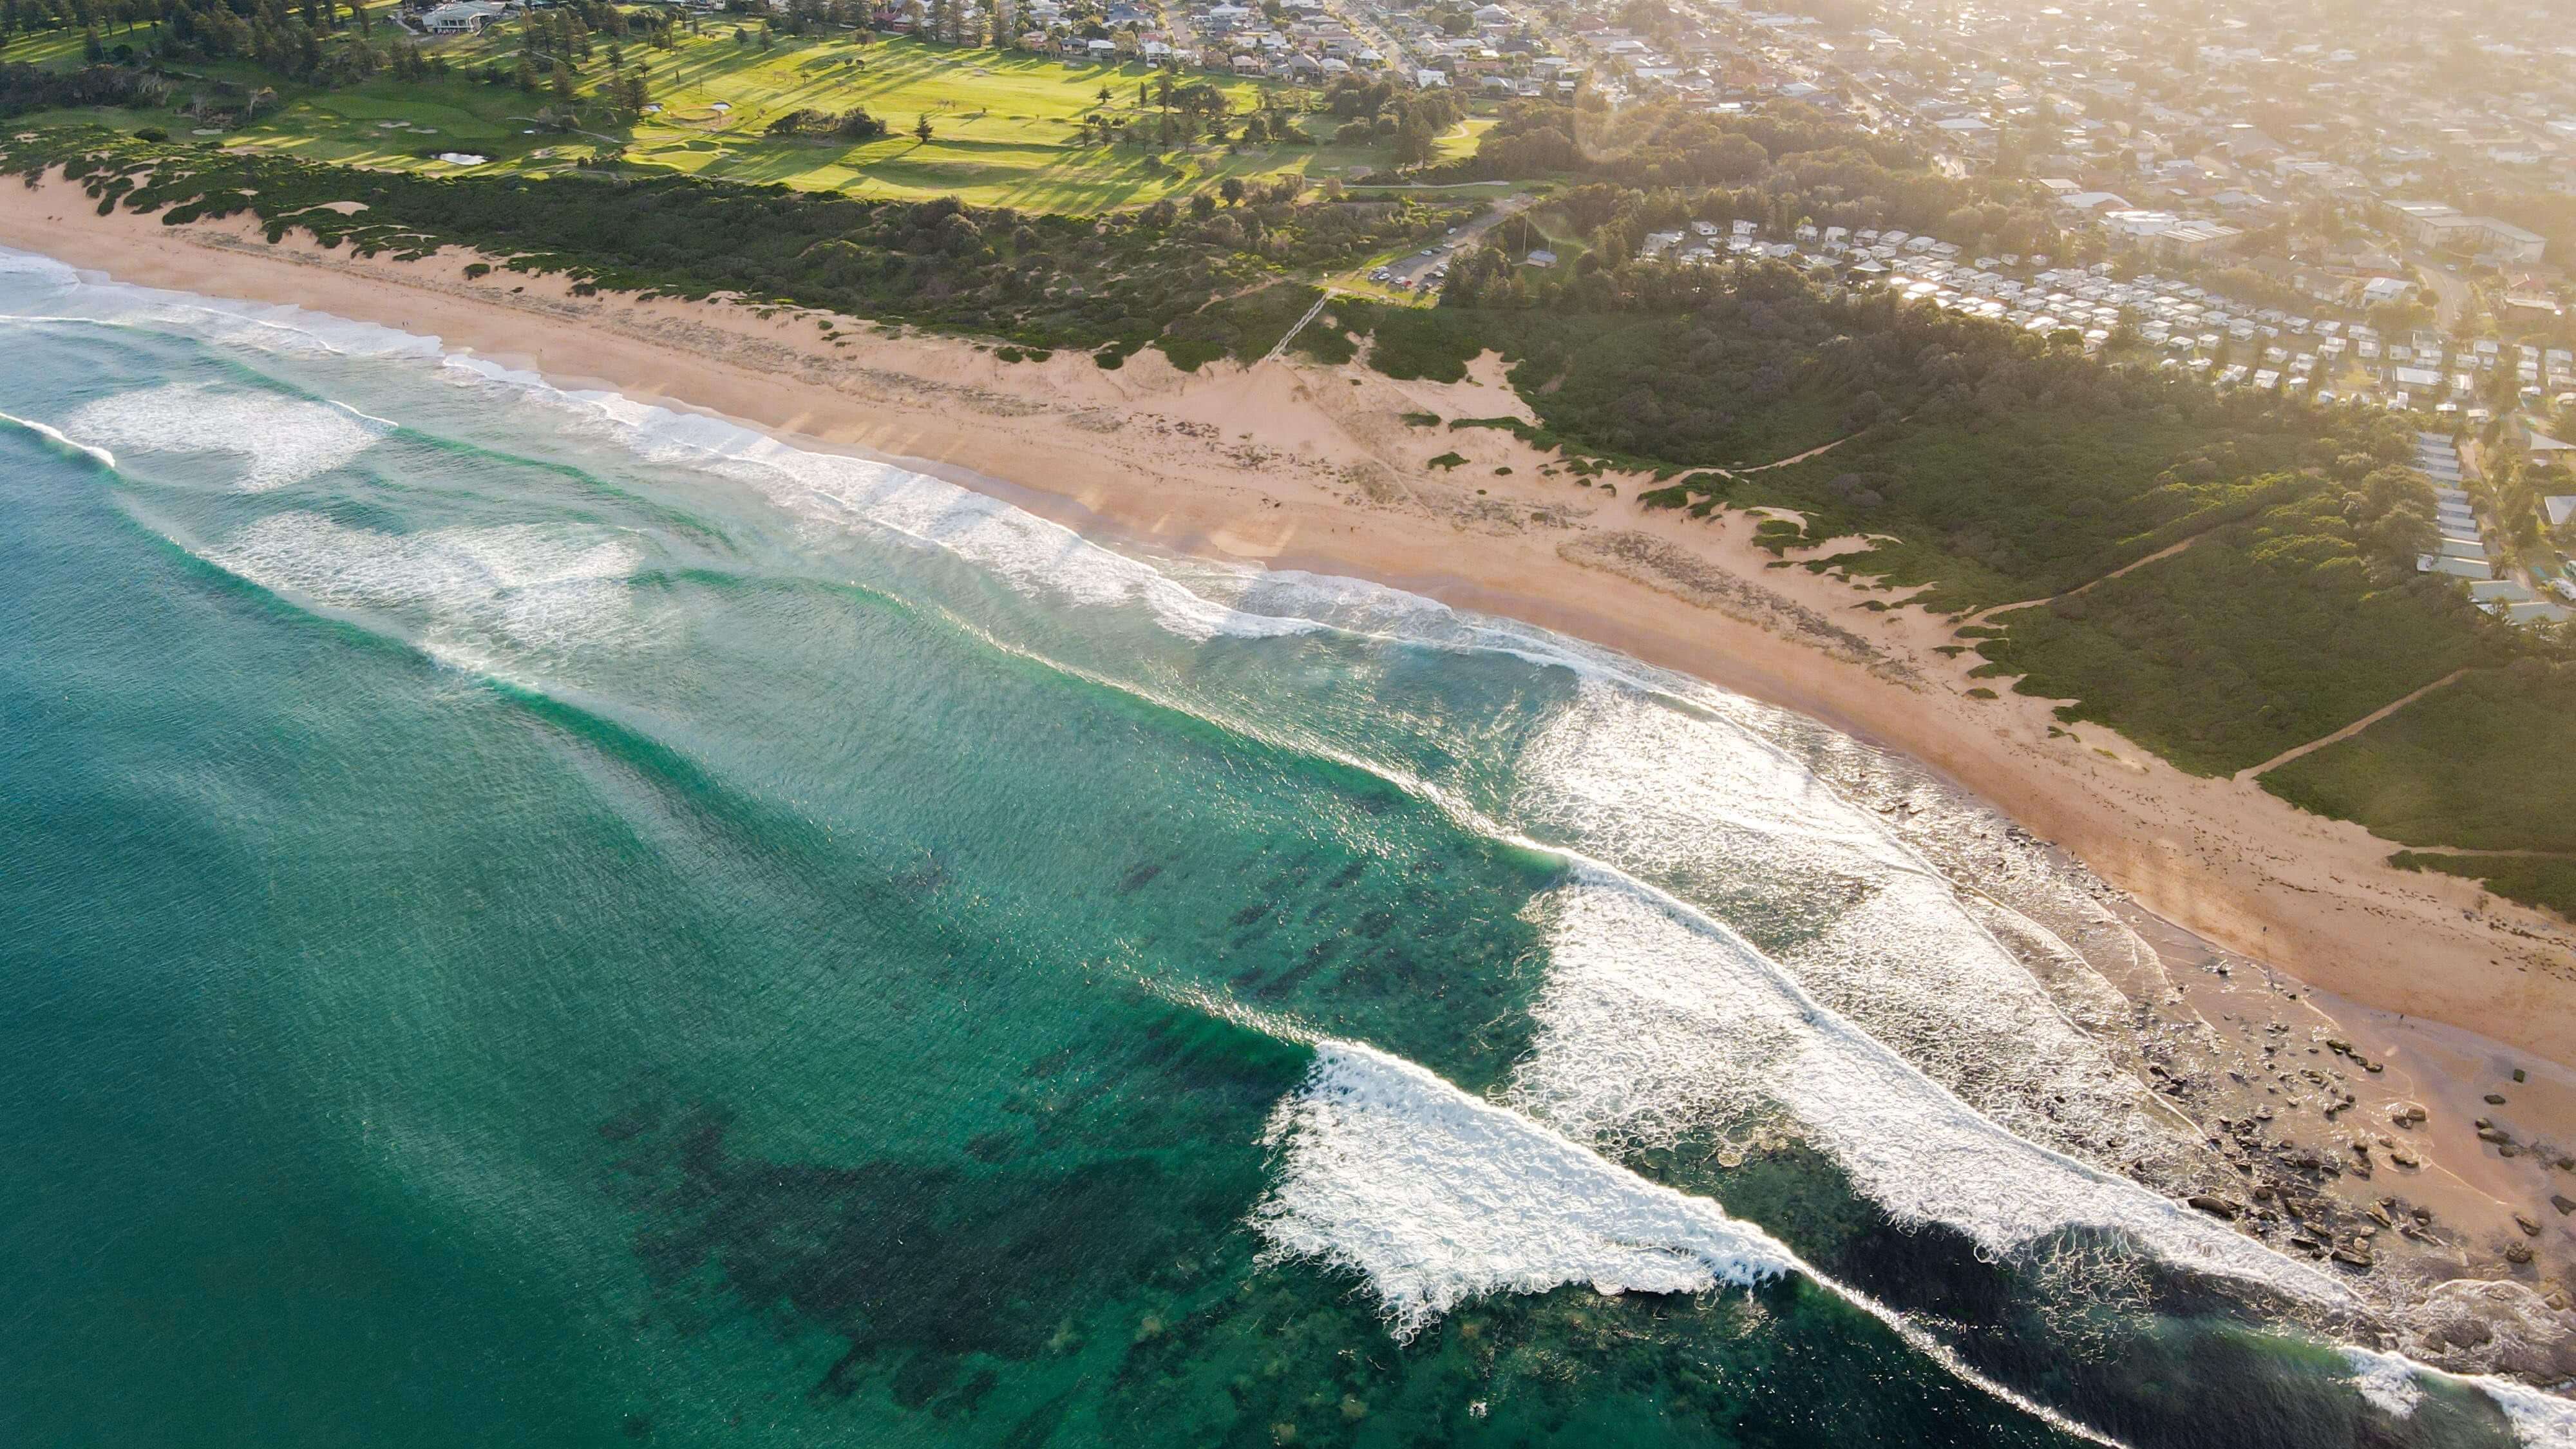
[1255,1039,1801,1341]
[203,511,649,661]
[435,357,1329,643]
[2476,1375,2576,1449]
[2340,1347,2576,1448]
[0,247,80,286]
[64,383,387,491]
[1506,678,2206,1195]
[0,245,442,360]
[2342,1347,2427,1418]
[0,408,117,468]
[1506,869,2344,1308]
[1258,1041,2134,1448]
[1222,567,1466,636]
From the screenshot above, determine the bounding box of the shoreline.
[6,182,2576,1323]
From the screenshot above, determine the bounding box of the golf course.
[10,22,1495,209]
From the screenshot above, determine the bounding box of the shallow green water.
[0,248,2545,1448]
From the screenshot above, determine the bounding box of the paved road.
[1372,191,1535,292]
[2413,254,2472,331]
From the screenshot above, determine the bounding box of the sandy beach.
[7,174,2576,1334]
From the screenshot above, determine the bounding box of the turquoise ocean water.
[0,246,2559,1448]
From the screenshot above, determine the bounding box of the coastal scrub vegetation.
[2262,662,2576,856]
[7,52,2575,914]
[2388,852,2576,922]
[1973,495,2483,777]
[3,128,1467,361]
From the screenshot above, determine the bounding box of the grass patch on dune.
[1971,518,2483,778]
[2262,665,2576,853]
[2389,851,2576,922]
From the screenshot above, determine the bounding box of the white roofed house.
[422,0,510,33]
[2418,552,2494,580]
[2104,210,2177,243]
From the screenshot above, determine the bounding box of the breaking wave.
[1508,866,2344,1306]
[1255,1039,1798,1342]
[437,355,1325,643]
[1256,1041,2132,1448]
[0,242,2405,1341]
[0,407,117,468]
[2345,1347,2429,1419]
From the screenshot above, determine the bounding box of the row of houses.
[2414,431,2573,627]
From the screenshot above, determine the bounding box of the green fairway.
[8,28,1491,209]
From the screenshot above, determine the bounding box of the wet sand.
[4,175,2572,1350]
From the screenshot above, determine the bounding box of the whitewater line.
[0,247,444,361]
[0,408,117,469]
[935,604,2349,1305]
[103,290,2337,1314]
[1261,1041,2136,1449]
[2339,1345,2576,1448]
[324,397,404,433]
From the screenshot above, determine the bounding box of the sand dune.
[6,176,2573,1314]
